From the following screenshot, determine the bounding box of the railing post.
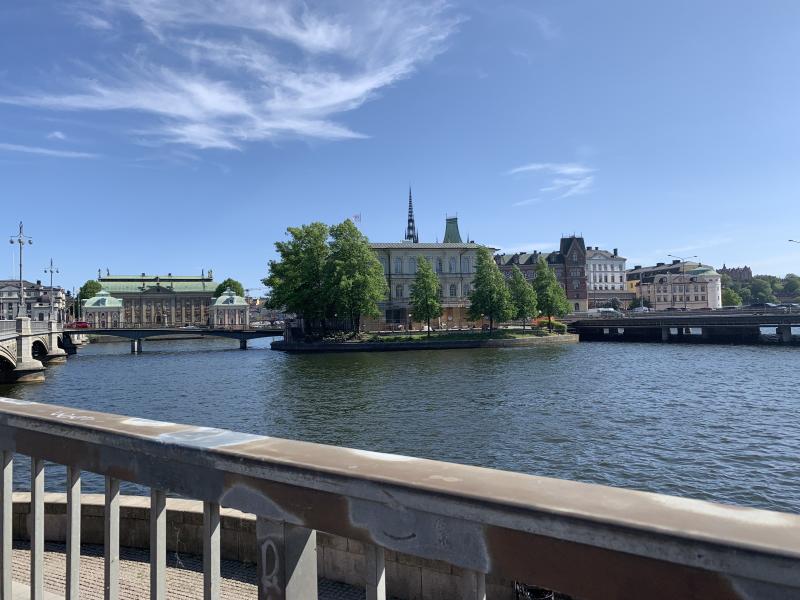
[0,452,11,600]
[150,489,166,600]
[460,570,486,600]
[104,477,120,600]
[365,543,386,600]
[203,502,220,600]
[66,467,81,600]
[256,517,317,600]
[31,457,44,600]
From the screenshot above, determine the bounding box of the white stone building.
[1,280,67,322]
[639,265,722,310]
[211,288,250,329]
[83,291,124,327]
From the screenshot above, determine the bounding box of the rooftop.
[371,242,491,250]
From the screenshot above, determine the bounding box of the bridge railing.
[0,397,798,600]
[0,323,15,335]
[28,321,51,333]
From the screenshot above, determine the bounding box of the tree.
[533,257,571,331]
[507,265,537,330]
[468,247,513,334]
[323,219,387,334]
[263,222,331,334]
[77,280,102,318]
[749,278,777,303]
[213,278,244,298]
[628,297,651,309]
[783,275,800,297]
[409,256,442,338]
[722,288,743,306]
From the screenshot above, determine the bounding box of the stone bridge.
[0,319,66,383]
[62,326,283,352]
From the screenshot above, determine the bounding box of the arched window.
[449,257,457,273]
[408,258,417,274]
[395,285,403,299]
[394,258,402,274]
[574,302,580,311]
[380,258,388,273]
[449,284,457,297]
[463,283,471,296]
[462,257,471,273]
[436,258,443,273]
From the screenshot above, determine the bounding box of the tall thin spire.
[405,187,418,243]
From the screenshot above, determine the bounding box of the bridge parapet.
[0,397,797,599]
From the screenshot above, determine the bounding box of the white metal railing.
[0,397,798,599]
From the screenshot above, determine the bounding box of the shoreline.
[271,332,578,352]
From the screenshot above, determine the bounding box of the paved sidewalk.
[12,541,365,599]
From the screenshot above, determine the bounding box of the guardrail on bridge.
[0,398,797,599]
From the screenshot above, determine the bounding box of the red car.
[69,321,90,329]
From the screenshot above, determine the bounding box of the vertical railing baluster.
[365,543,386,600]
[256,518,318,599]
[66,467,81,600]
[31,458,44,600]
[203,501,220,600]
[150,489,166,600]
[104,477,120,600]
[0,451,11,600]
[460,570,486,600]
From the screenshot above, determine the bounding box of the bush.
[534,318,567,333]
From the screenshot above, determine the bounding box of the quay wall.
[272,333,578,352]
[12,493,516,599]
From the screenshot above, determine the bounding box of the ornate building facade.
[96,273,217,326]
[370,193,489,329]
[1,280,67,322]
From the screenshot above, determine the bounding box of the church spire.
[405,187,419,243]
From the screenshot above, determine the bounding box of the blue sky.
[2,0,800,292]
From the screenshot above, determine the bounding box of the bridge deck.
[573,312,800,328]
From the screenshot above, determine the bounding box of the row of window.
[590,263,623,271]
[393,283,471,299]
[591,285,624,291]
[656,295,707,303]
[591,274,623,283]
[383,256,473,275]
[655,285,707,293]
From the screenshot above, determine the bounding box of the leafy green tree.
[722,287,743,306]
[749,278,777,303]
[628,297,651,309]
[533,257,571,331]
[323,219,387,334]
[468,247,513,334]
[738,286,752,305]
[264,222,331,333]
[77,280,102,318]
[409,257,442,338]
[507,265,537,330]
[783,275,800,297]
[719,273,733,289]
[213,278,244,298]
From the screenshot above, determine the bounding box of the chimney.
[613,248,618,256]
[672,259,681,265]
[36,280,42,286]
[634,265,642,270]
[656,262,665,267]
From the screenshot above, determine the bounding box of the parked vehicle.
[631,306,650,313]
[587,308,624,318]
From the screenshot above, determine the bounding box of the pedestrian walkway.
[12,541,365,599]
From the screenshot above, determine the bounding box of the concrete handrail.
[0,397,798,599]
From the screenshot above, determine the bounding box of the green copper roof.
[687,266,719,278]
[99,275,216,293]
[84,290,124,308]
[442,217,463,243]
[212,288,248,307]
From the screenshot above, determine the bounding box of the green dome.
[687,266,719,278]
[212,288,248,307]
[84,290,123,308]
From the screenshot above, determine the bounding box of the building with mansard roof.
[369,190,492,330]
[1,279,67,322]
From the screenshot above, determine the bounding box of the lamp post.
[9,222,33,319]
[667,254,697,310]
[44,258,59,322]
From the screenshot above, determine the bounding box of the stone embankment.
[271,333,578,352]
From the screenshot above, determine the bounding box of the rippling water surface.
[1,337,798,513]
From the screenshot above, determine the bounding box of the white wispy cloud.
[0,142,98,158]
[511,197,541,207]
[2,0,459,150]
[507,161,595,205]
[77,13,113,30]
[46,131,66,140]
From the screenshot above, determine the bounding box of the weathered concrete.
[272,333,578,353]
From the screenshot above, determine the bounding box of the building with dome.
[82,291,124,327]
[635,262,722,310]
[210,288,250,329]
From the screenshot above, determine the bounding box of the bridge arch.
[0,354,13,375]
[31,339,49,360]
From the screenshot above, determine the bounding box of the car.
[631,306,650,313]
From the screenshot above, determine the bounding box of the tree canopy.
[507,265,537,330]
[533,257,571,329]
[77,279,103,319]
[213,278,244,298]
[323,219,387,332]
[468,247,513,333]
[721,287,743,306]
[263,222,331,330]
[409,256,442,337]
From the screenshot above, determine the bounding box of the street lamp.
[44,258,59,322]
[667,254,697,310]
[9,222,33,319]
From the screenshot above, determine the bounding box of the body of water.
[1,337,798,513]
